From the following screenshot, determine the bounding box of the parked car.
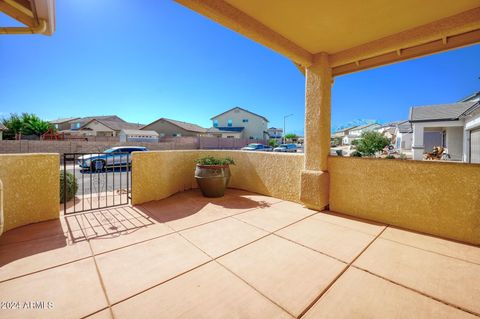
[77,146,148,171]
[273,143,298,152]
[241,143,273,151]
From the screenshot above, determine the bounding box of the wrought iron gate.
[62,152,131,214]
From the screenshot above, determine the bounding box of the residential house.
[142,118,207,137]
[394,121,413,151]
[342,123,381,145]
[76,116,142,137]
[49,117,80,131]
[205,127,243,138]
[331,125,358,145]
[210,107,269,140]
[267,127,283,140]
[410,94,480,162]
[0,122,5,140]
[119,129,159,143]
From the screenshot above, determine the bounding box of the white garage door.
[471,129,480,164]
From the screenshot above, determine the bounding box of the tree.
[1,113,53,139]
[21,113,53,136]
[356,131,390,156]
[2,113,23,140]
[268,139,279,148]
[284,133,297,139]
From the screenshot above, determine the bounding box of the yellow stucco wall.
[0,154,59,233]
[132,150,304,205]
[329,157,480,245]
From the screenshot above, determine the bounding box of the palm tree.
[21,113,52,137]
[2,113,23,140]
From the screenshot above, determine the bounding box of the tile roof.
[216,127,245,132]
[210,107,269,122]
[409,102,478,122]
[49,117,80,124]
[143,118,207,133]
[397,121,413,133]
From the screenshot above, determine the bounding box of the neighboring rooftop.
[351,123,379,130]
[409,101,478,122]
[49,117,80,124]
[397,120,413,133]
[210,107,269,122]
[0,122,6,130]
[143,118,207,134]
[335,125,359,133]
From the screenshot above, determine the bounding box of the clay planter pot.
[195,164,231,198]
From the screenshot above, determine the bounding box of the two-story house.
[209,107,269,140]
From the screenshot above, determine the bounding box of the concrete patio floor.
[0,189,479,319]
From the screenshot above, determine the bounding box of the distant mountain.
[332,119,379,133]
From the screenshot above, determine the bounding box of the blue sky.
[0,0,478,135]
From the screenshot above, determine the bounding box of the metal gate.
[62,152,131,214]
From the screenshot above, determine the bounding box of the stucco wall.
[132,150,304,205]
[0,154,59,233]
[329,157,480,245]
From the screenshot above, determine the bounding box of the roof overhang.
[0,0,55,35]
[175,0,480,76]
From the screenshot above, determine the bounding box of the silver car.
[273,143,298,152]
[77,146,148,171]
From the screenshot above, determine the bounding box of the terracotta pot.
[195,164,231,198]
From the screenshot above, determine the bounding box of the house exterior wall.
[412,120,464,160]
[142,120,200,137]
[81,121,116,136]
[395,132,412,150]
[132,150,303,205]
[0,154,59,233]
[445,126,464,160]
[212,109,268,139]
[53,122,71,131]
[329,156,480,245]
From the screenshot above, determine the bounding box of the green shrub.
[268,139,279,148]
[350,151,362,157]
[195,156,235,166]
[60,171,78,203]
[385,155,395,159]
[356,131,390,156]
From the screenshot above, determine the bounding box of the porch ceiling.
[175,0,480,75]
[0,0,55,35]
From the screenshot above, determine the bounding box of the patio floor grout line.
[86,238,116,319]
[378,236,480,266]
[172,224,297,318]
[352,265,480,318]
[297,225,388,318]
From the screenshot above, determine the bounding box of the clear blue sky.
[1,0,479,135]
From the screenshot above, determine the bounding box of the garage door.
[471,129,480,163]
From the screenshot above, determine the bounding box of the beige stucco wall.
[132,150,304,205]
[329,157,480,245]
[82,121,116,136]
[0,154,59,233]
[142,120,201,137]
[212,108,268,139]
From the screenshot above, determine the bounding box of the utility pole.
[283,114,293,144]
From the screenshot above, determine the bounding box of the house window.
[227,119,233,127]
[54,124,59,129]
[213,119,218,127]
[242,119,249,123]
[71,122,81,130]
[173,133,182,137]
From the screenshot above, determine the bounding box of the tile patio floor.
[1,189,479,319]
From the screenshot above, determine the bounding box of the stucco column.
[300,53,332,211]
[412,123,424,160]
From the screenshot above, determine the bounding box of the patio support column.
[412,123,425,160]
[300,52,332,211]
